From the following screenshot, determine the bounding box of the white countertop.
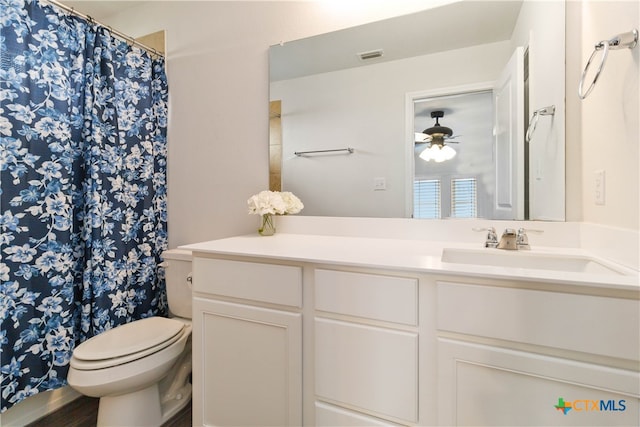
[181,233,640,291]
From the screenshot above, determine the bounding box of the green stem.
[259,214,275,235]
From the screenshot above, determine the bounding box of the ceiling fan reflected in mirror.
[415,110,459,162]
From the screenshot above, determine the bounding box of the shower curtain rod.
[44,0,163,58]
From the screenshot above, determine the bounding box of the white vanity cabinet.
[191,256,303,427]
[436,281,640,426]
[187,234,638,427]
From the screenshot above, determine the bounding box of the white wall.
[271,41,510,217]
[574,0,639,231]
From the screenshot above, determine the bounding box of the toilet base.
[158,344,192,421]
[96,381,192,427]
[95,344,192,427]
[159,381,192,422]
[98,384,162,427]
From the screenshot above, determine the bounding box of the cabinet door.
[192,297,302,426]
[315,318,418,423]
[438,338,639,426]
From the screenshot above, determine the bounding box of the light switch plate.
[594,169,605,205]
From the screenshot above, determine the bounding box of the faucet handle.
[473,227,498,248]
[516,227,544,250]
[517,227,544,236]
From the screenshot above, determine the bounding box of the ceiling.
[58,1,144,20]
[270,0,523,81]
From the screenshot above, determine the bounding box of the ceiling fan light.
[419,144,456,162]
[441,144,457,160]
[418,145,437,161]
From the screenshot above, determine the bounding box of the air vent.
[358,49,384,61]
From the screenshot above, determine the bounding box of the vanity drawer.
[315,401,404,426]
[193,258,302,307]
[314,269,418,325]
[437,282,640,361]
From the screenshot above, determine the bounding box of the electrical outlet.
[373,177,386,191]
[594,170,605,205]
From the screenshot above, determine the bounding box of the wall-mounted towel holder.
[578,29,638,100]
[526,106,555,143]
[294,148,354,156]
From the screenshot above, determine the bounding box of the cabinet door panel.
[193,298,301,426]
[315,318,418,422]
[437,282,640,360]
[438,338,639,426]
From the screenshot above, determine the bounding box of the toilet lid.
[73,317,185,361]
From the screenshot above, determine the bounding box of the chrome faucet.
[497,228,518,250]
[475,226,543,250]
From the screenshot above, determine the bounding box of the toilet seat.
[71,317,186,370]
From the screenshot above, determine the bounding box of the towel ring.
[526,106,555,143]
[578,29,638,100]
[578,41,609,100]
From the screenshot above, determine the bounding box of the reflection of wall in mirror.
[272,42,511,217]
[512,0,565,221]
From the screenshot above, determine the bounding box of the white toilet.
[67,249,193,427]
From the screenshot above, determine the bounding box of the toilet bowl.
[67,249,193,427]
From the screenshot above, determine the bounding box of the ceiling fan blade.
[414,132,433,143]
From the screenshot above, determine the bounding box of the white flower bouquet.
[247,191,303,235]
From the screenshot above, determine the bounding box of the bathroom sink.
[441,248,628,276]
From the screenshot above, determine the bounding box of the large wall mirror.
[269,0,565,220]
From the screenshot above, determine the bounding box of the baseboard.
[0,386,81,426]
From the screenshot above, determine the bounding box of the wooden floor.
[26,395,192,427]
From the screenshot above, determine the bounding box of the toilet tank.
[161,249,192,319]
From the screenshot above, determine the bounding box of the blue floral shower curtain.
[0,0,168,411]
